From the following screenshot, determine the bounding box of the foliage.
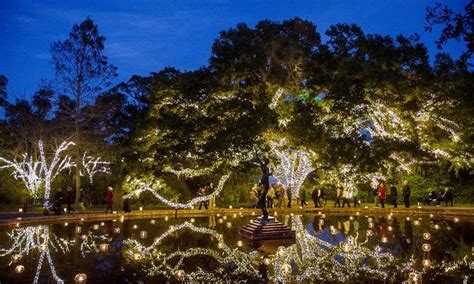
[0,14,473,205]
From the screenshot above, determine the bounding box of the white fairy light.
[123,173,230,209]
[269,87,284,109]
[0,225,68,284]
[39,140,75,207]
[0,155,43,198]
[80,152,111,184]
[271,138,314,196]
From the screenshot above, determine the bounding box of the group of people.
[51,186,88,214]
[423,187,454,206]
[250,182,295,209]
[373,181,411,208]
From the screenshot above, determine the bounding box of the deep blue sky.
[0,0,466,99]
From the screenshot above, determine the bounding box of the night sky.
[0,0,466,99]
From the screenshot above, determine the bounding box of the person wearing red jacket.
[377,182,386,208]
[104,186,114,213]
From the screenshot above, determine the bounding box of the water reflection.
[0,214,472,283]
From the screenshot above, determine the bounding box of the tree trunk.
[74,79,82,204]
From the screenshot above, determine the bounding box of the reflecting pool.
[0,213,472,283]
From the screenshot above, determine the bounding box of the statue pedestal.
[238,216,295,242]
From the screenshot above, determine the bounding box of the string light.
[123,173,230,209]
[80,152,110,184]
[271,138,314,196]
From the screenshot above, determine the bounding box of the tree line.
[0,2,472,206]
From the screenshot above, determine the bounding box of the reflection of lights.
[434,224,440,230]
[74,273,87,284]
[330,226,337,235]
[423,233,431,240]
[150,219,155,224]
[81,234,87,240]
[139,207,143,211]
[406,238,412,244]
[381,237,388,243]
[99,243,108,252]
[190,218,195,223]
[133,225,138,229]
[264,258,271,265]
[429,214,434,218]
[454,217,459,223]
[237,240,243,247]
[413,220,420,226]
[18,208,23,213]
[388,226,392,232]
[165,216,169,221]
[100,222,105,226]
[422,243,432,252]
[15,265,25,274]
[406,217,410,221]
[75,226,82,234]
[422,259,431,267]
[92,224,99,230]
[175,269,185,280]
[114,228,120,234]
[282,263,292,275]
[218,219,223,224]
[368,222,374,229]
[217,242,224,249]
[140,231,147,239]
[349,216,354,220]
[226,222,232,228]
[367,229,374,237]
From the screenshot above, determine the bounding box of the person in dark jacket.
[334,185,342,208]
[389,183,398,208]
[311,188,319,208]
[66,187,75,214]
[402,180,410,208]
[300,189,308,207]
[78,188,86,213]
[438,187,453,207]
[104,186,114,213]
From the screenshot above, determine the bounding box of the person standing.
[334,185,342,208]
[104,186,114,213]
[208,182,216,209]
[341,186,351,208]
[390,183,398,208]
[311,188,319,208]
[373,184,380,207]
[267,185,274,208]
[402,180,411,208]
[300,189,308,207]
[198,187,209,210]
[78,188,86,213]
[377,182,386,208]
[352,187,359,208]
[66,187,75,214]
[278,184,285,208]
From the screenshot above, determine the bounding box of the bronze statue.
[256,152,271,221]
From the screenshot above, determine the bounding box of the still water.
[0,213,472,283]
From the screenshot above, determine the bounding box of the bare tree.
[50,18,117,203]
